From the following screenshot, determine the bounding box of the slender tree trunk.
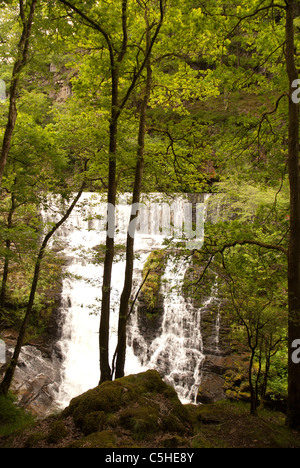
[285,0,300,429]
[99,0,164,383]
[248,338,259,416]
[262,352,271,401]
[115,53,152,380]
[0,185,85,396]
[0,0,38,186]
[0,192,15,310]
[99,113,118,384]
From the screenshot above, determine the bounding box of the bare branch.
[218,239,288,256]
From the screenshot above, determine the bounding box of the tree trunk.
[249,348,258,416]
[0,192,15,311]
[0,0,37,186]
[285,0,300,429]
[0,185,85,396]
[99,116,118,384]
[114,54,152,379]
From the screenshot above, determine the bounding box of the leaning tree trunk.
[0,0,38,187]
[285,0,300,429]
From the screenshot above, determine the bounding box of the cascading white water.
[45,192,215,409]
[141,257,205,404]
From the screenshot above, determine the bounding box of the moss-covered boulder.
[62,370,192,445]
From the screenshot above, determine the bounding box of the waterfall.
[44,192,216,409]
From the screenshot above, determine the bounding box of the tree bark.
[0,0,38,187]
[0,184,85,396]
[285,0,300,429]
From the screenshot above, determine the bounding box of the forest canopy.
[0,0,300,428]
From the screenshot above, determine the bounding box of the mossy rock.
[162,436,189,448]
[119,369,170,395]
[63,370,192,442]
[81,411,107,436]
[24,431,46,448]
[140,250,167,311]
[163,411,188,433]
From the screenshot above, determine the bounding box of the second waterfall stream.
[44,192,218,409]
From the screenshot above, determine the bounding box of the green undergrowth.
[0,395,34,437]
[187,400,300,448]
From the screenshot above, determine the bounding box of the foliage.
[0,0,298,419]
[140,249,167,312]
[0,394,34,436]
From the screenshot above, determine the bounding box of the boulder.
[63,369,192,445]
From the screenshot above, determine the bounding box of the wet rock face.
[0,340,62,417]
[135,301,164,346]
[197,305,233,404]
[200,305,231,356]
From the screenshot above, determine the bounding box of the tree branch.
[57,0,115,67]
[225,1,287,39]
[117,0,165,116]
[218,239,288,256]
[195,239,287,286]
[118,0,128,63]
